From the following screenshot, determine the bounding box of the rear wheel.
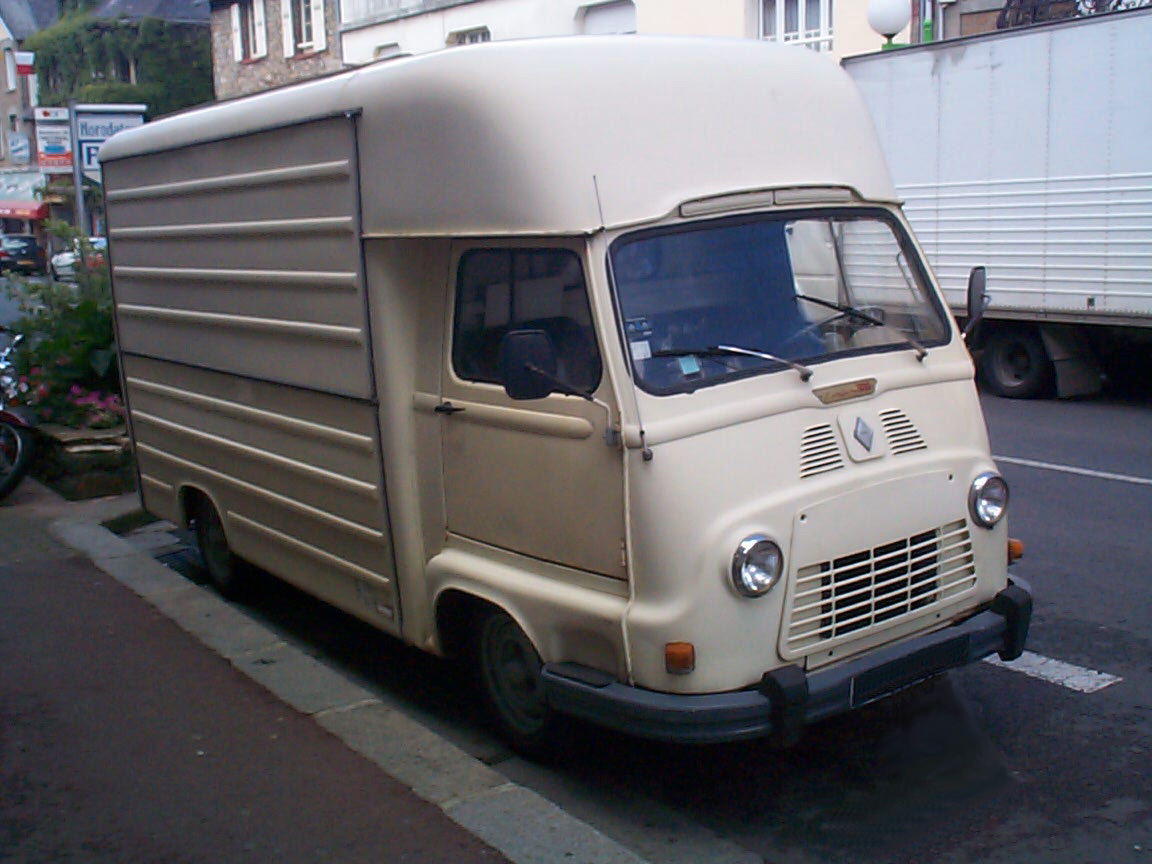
[476,609,569,758]
[193,498,251,598]
[979,327,1053,399]
[0,421,34,500]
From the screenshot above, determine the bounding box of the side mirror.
[963,266,988,341]
[500,330,558,401]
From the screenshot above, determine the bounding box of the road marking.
[994,455,1152,488]
[985,651,1122,693]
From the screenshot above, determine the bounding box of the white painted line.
[993,455,1152,488]
[985,650,1122,693]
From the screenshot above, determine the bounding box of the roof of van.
[99,36,898,235]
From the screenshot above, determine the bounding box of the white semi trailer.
[845,8,1152,398]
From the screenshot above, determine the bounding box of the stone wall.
[212,0,344,101]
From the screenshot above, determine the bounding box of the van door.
[439,243,626,579]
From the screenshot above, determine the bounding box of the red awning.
[0,201,49,219]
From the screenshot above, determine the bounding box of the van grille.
[785,519,976,654]
[800,424,844,478]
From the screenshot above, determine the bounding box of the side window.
[452,248,602,393]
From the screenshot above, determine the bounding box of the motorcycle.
[0,327,36,500]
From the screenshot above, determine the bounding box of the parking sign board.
[77,106,146,182]
[32,104,146,179]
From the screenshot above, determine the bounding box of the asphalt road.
[124,376,1151,864]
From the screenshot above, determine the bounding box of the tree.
[24,4,213,118]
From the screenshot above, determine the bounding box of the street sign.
[31,104,146,179]
[76,109,145,182]
[33,106,71,174]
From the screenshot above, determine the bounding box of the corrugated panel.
[104,114,371,400]
[125,353,398,626]
[901,173,1152,317]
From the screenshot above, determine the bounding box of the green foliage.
[25,14,213,117]
[4,222,123,429]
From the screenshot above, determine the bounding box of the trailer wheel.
[979,328,1053,399]
[476,609,568,758]
[193,499,251,599]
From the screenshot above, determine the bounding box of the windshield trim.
[606,206,950,397]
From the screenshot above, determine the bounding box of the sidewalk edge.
[49,517,649,864]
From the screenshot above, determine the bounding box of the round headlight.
[969,472,1009,528]
[731,535,783,597]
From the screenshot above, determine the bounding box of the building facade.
[337,0,908,67]
[210,0,344,98]
[209,0,1046,100]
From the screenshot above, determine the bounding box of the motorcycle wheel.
[0,421,35,500]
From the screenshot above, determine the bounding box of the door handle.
[434,401,466,415]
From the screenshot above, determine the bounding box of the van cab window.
[452,248,603,393]
[610,210,950,394]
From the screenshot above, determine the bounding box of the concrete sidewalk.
[0,479,648,864]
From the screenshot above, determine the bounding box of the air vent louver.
[800,424,844,478]
[880,409,926,454]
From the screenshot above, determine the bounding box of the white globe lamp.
[867,0,911,45]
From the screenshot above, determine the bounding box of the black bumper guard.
[541,578,1032,745]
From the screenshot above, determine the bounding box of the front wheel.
[476,609,570,759]
[0,421,34,500]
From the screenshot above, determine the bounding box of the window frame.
[450,246,603,394]
[230,0,268,61]
[281,0,326,57]
[761,0,834,52]
[607,207,949,397]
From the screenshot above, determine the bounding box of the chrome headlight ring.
[969,471,1009,528]
[731,534,784,598]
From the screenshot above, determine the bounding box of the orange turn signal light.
[665,642,696,674]
[1008,537,1024,565]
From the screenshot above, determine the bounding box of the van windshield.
[609,210,950,394]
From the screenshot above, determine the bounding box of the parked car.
[0,235,46,275]
[50,237,107,281]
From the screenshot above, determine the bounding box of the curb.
[48,516,649,864]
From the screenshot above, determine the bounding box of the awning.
[0,201,49,219]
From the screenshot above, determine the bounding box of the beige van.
[101,36,1031,753]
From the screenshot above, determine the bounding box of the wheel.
[193,499,251,598]
[0,421,34,500]
[979,328,1053,399]
[476,609,569,758]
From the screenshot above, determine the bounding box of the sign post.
[32,102,146,234]
[68,100,87,235]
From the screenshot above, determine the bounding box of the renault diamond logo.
[854,417,875,452]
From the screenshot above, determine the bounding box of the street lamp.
[867,0,912,49]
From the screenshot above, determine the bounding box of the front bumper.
[541,578,1032,745]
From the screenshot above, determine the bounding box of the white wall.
[636,0,754,37]
[340,0,900,68]
[343,0,637,64]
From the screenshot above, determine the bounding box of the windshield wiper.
[652,346,814,383]
[713,345,814,382]
[795,293,927,361]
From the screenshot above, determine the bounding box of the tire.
[476,609,569,759]
[979,328,1053,399]
[0,421,34,500]
[193,499,251,598]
